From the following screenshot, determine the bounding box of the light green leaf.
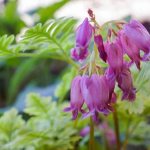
[0,109,24,147]
[37,0,70,23]
[55,67,77,101]
[118,94,144,114]
[24,93,52,116]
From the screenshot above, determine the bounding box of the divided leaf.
[24,93,52,116]
[20,17,76,58]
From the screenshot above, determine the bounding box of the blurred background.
[0,0,150,111]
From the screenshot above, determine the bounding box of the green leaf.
[0,35,14,54]
[55,67,77,101]
[0,0,25,35]
[134,62,150,91]
[118,94,144,114]
[37,0,70,23]
[0,35,24,57]
[0,94,80,150]
[0,18,78,68]
[24,93,52,116]
[129,122,150,146]
[0,109,24,146]
[23,93,80,150]
[4,0,17,20]
[20,17,76,56]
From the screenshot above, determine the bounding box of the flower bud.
[64,76,84,120]
[94,35,107,62]
[105,67,116,103]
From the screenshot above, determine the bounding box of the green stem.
[2,31,79,69]
[74,118,78,128]
[49,36,79,69]
[113,105,121,150]
[2,52,79,69]
[122,119,140,150]
[104,134,110,150]
[89,117,95,150]
[122,118,131,150]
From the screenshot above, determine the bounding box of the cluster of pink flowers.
[65,12,150,121]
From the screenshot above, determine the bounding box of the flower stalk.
[113,105,121,150]
[89,117,95,150]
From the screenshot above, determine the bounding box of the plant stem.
[50,37,79,69]
[104,134,110,150]
[89,117,95,150]
[74,118,78,128]
[113,105,121,150]
[122,119,140,150]
[122,118,131,150]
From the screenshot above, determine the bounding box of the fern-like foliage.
[0,94,80,150]
[20,17,77,61]
[0,18,78,68]
[0,35,17,56]
[0,109,25,150]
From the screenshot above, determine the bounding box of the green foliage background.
[0,94,80,150]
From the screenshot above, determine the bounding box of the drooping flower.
[64,76,84,120]
[105,67,116,103]
[119,31,141,69]
[123,19,150,60]
[117,64,136,101]
[71,47,88,61]
[80,74,111,121]
[71,18,93,61]
[66,14,150,122]
[94,35,107,62]
[105,40,123,74]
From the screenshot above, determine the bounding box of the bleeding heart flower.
[105,40,123,75]
[64,76,84,120]
[71,18,93,61]
[80,74,111,121]
[119,31,141,69]
[117,64,136,101]
[123,19,150,61]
